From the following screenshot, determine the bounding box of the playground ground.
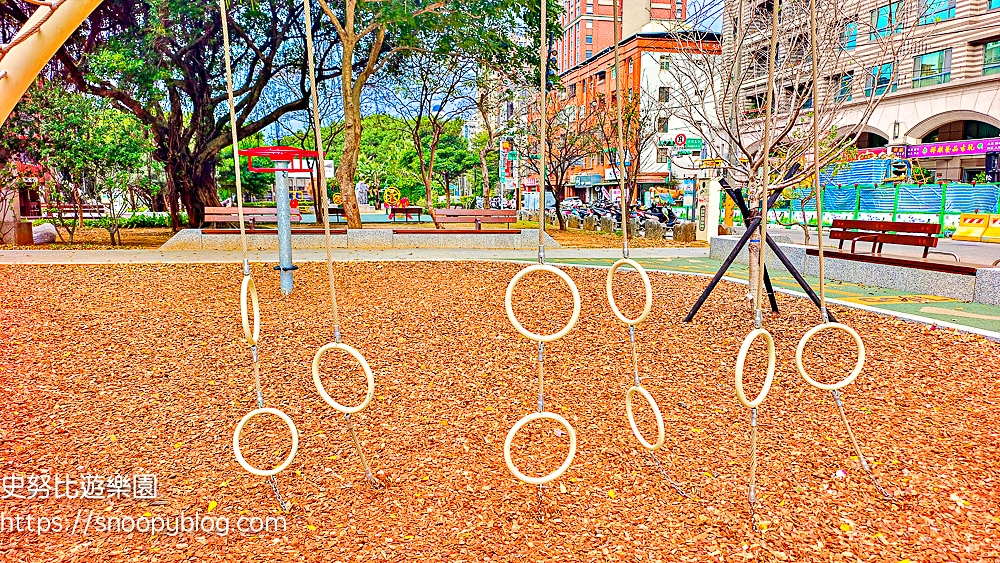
[1,261,998,562]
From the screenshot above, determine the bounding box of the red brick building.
[556,0,686,72]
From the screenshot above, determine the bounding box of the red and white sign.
[674,133,687,147]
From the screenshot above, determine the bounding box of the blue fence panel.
[944,184,999,213]
[819,159,889,186]
[895,184,941,213]
[859,185,895,213]
[823,186,859,212]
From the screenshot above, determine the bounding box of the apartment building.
[729,0,1000,182]
[544,30,721,202]
[556,0,687,72]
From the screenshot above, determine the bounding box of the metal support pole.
[683,216,761,322]
[275,170,294,295]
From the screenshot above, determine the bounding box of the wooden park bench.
[203,206,301,229]
[434,208,516,230]
[387,206,424,223]
[805,219,989,275]
[24,203,106,220]
[326,206,347,223]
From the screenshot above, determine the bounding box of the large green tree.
[1,79,152,242]
[0,0,343,228]
[311,0,553,228]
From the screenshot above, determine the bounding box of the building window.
[586,2,593,14]
[919,0,956,25]
[984,41,1000,75]
[658,86,670,102]
[586,35,592,45]
[628,59,633,74]
[835,71,854,102]
[840,19,857,50]
[676,8,683,18]
[865,62,897,97]
[870,2,901,40]
[586,19,593,28]
[585,50,592,59]
[657,117,669,132]
[657,148,670,163]
[991,0,1000,9]
[659,55,670,70]
[913,49,952,87]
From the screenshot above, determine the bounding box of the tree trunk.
[551,187,566,230]
[337,78,363,230]
[166,156,221,228]
[480,148,491,209]
[444,177,452,208]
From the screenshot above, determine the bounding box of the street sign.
[674,133,687,147]
[685,138,703,149]
[700,159,724,168]
[507,151,518,160]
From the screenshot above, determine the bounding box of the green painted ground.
[519,256,1000,334]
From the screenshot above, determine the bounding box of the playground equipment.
[731,6,894,530]
[383,187,401,207]
[730,1,783,531]
[219,0,296,511]
[331,192,343,206]
[300,0,381,488]
[793,8,892,502]
[604,0,685,496]
[0,0,104,126]
[502,0,579,518]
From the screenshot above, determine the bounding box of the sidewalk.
[2,246,996,338]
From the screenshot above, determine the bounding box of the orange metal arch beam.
[0,0,104,127]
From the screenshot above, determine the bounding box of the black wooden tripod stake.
[684,179,835,323]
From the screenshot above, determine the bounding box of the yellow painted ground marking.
[918,307,1000,321]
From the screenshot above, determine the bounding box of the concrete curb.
[158,228,560,251]
[709,235,999,305]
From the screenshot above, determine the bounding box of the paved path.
[2,246,997,339]
[0,246,708,265]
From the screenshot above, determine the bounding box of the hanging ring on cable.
[233,407,299,477]
[606,258,653,326]
[505,264,581,342]
[312,342,375,414]
[795,322,865,391]
[625,385,665,451]
[241,274,260,346]
[504,411,577,485]
[734,328,776,409]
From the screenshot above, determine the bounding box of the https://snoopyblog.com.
[1,510,286,536]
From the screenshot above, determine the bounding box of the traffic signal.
[545,50,558,91]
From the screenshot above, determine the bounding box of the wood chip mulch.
[1,262,998,562]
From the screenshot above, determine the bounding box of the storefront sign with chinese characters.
[905,137,1000,159]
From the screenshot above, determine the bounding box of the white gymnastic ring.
[795,322,866,391]
[734,328,776,409]
[625,385,665,451]
[504,264,582,342]
[312,342,376,415]
[503,411,577,485]
[606,259,653,326]
[240,275,260,346]
[232,407,299,477]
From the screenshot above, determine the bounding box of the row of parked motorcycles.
[559,200,679,230]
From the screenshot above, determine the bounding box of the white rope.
[220,0,295,511]
[301,0,380,488]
